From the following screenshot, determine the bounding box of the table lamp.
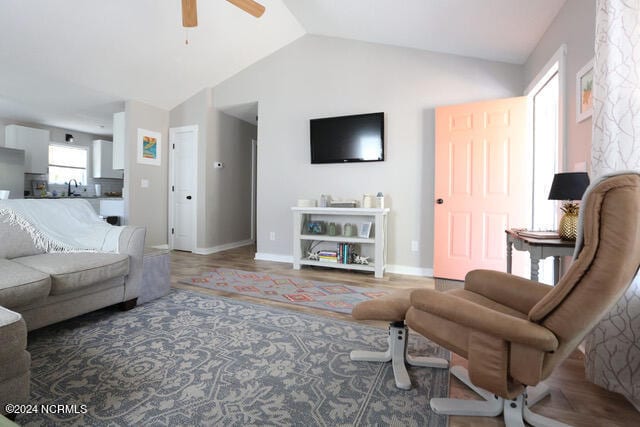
[548,172,590,240]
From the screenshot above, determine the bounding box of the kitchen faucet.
[67,179,78,197]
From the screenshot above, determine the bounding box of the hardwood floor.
[170,245,640,427]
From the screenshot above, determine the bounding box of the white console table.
[291,207,389,278]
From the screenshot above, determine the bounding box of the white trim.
[525,44,567,170]
[168,125,198,252]
[254,252,294,263]
[386,265,434,277]
[525,44,566,95]
[193,239,253,255]
[150,244,169,250]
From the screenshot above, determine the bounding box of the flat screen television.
[310,112,384,164]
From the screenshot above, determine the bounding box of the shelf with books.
[291,207,388,278]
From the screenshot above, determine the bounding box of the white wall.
[214,35,524,272]
[524,0,596,171]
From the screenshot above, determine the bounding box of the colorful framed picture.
[576,58,594,122]
[137,128,162,166]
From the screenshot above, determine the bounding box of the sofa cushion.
[13,253,129,296]
[0,214,46,259]
[0,259,51,308]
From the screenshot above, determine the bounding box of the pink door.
[434,97,530,280]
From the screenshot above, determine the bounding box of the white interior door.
[169,125,198,251]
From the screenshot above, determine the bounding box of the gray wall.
[214,35,524,272]
[205,106,255,248]
[170,88,256,250]
[524,0,596,171]
[124,100,170,246]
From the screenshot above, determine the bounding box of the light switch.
[141,179,149,188]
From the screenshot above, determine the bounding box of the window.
[48,144,87,185]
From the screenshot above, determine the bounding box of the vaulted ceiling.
[0,0,565,135]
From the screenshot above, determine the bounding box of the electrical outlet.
[269,232,276,241]
[141,179,149,188]
[411,240,419,252]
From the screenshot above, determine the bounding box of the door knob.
[436,198,444,204]
[186,195,192,200]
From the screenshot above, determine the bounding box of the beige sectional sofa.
[0,204,146,417]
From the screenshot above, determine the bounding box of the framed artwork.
[576,58,594,122]
[358,222,372,238]
[137,128,162,166]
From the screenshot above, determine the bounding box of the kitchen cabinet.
[4,125,49,174]
[93,140,124,179]
[112,112,125,170]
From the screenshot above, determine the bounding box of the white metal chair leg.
[526,382,551,407]
[350,322,448,390]
[431,394,504,417]
[431,366,572,426]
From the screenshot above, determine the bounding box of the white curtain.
[587,0,640,410]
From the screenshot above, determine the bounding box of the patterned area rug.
[18,290,449,426]
[180,268,391,314]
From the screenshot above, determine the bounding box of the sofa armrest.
[410,289,559,352]
[464,269,552,314]
[117,226,146,301]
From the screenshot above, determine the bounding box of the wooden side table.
[505,229,575,284]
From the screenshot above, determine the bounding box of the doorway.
[251,138,257,242]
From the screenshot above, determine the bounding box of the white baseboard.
[151,244,169,250]
[254,252,294,263]
[386,265,434,277]
[193,239,253,255]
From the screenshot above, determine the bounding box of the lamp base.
[559,212,579,240]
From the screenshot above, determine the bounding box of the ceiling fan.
[181,0,265,27]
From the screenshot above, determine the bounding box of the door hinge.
[171,228,174,234]
[173,143,175,149]
[172,185,174,191]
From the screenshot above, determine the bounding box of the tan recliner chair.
[407,172,640,426]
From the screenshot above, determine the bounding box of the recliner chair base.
[431,365,571,427]
[350,321,448,390]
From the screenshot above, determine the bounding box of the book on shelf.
[337,242,358,264]
[515,230,560,239]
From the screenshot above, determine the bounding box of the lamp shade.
[548,172,590,201]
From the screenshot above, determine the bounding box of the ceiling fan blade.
[226,0,265,18]
[182,0,198,27]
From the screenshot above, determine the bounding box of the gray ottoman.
[138,248,170,304]
[0,306,30,417]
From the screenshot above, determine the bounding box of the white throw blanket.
[0,199,122,252]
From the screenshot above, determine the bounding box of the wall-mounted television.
[310,112,384,164]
